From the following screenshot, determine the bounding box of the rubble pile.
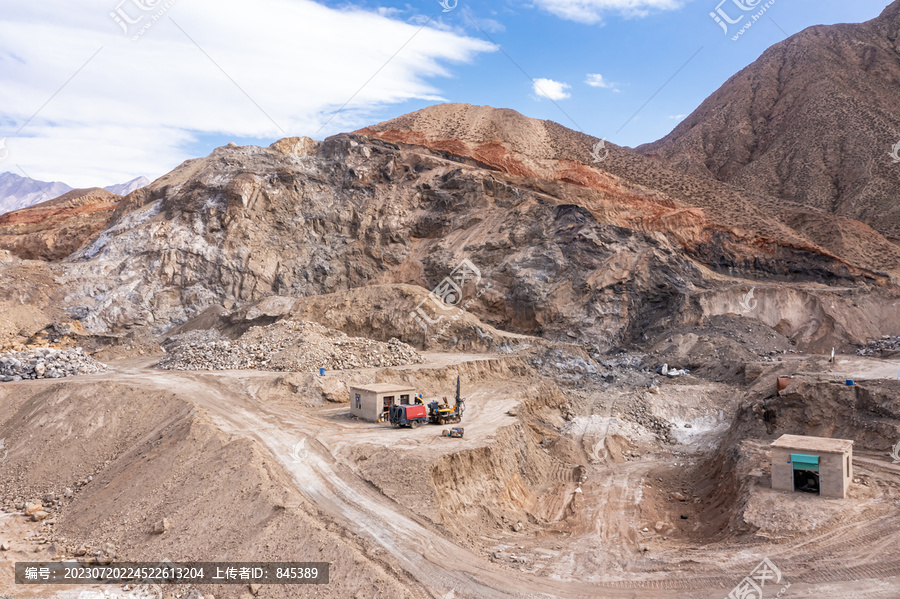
[621,394,674,444]
[625,404,674,443]
[857,335,900,356]
[158,320,424,372]
[0,348,107,382]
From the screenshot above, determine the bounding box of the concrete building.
[770,434,854,498]
[349,383,417,423]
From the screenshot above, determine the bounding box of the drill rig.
[427,375,466,425]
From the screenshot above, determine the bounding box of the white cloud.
[461,7,506,33]
[668,114,687,119]
[0,0,495,187]
[532,78,571,101]
[376,6,403,18]
[585,73,619,91]
[531,0,683,24]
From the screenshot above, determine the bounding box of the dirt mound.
[158,320,423,372]
[649,317,777,361]
[0,187,120,261]
[175,285,535,353]
[0,378,419,599]
[769,376,900,451]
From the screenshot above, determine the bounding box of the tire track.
[91,365,900,597]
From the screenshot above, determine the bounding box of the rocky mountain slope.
[359,104,900,278]
[0,104,873,356]
[56,134,712,348]
[0,188,120,261]
[638,1,900,240]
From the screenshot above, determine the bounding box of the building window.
[847,455,850,474]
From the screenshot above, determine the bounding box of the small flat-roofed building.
[770,434,854,499]
[349,384,417,423]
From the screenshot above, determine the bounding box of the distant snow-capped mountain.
[0,172,73,216]
[0,172,150,216]
[104,176,150,196]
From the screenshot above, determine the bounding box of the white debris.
[0,348,107,382]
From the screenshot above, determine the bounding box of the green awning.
[791,453,819,471]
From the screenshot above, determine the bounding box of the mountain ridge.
[0,172,148,217]
[104,176,150,196]
[0,188,120,261]
[0,172,73,216]
[638,0,900,240]
[15,105,888,354]
[357,103,900,279]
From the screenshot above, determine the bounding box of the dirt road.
[5,354,900,598]
[116,358,900,598]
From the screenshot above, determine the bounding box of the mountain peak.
[357,103,577,163]
[104,176,150,196]
[638,5,900,239]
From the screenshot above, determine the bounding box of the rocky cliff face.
[359,104,900,278]
[638,1,900,241]
[57,134,711,349]
[31,107,897,353]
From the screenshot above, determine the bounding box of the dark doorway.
[382,396,394,417]
[794,469,820,494]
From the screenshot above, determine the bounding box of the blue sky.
[288,0,890,147]
[0,0,892,187]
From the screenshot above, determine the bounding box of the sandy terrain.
[2,351,900,598]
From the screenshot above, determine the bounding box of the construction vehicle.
[441,427,464,438]
[389,404,428,428]
[427,375,466,425]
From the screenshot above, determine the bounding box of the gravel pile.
[158,320,424,372]
[857,335,900,356]
[622,395,674,444]
[0,348,107,382]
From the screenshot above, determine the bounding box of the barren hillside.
[0,188,120,261]
[638,1,900,240]
[0,104,892,357]
[359,103,900,277]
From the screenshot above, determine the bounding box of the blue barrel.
[846,379,854,386]
[319,368,325,376]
